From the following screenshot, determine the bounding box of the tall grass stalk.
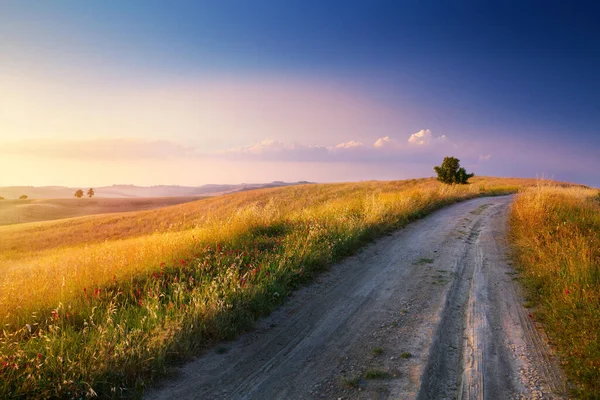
[0,177,530,397]
[510,184,600,398]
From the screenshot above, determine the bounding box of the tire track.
[147,197,566,400]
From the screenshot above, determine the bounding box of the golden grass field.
[0,197,203,226]
[510,185,600,398]
[0,176,579,398]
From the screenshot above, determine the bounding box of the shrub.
[433,157,474,184]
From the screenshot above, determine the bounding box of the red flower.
[37,353,42,359]
[565,289,570,294]
[160,262,166,267]
[138,299,143,307]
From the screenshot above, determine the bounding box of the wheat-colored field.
[0,196,203,226]
[510,184,600,397]
[0,177,541,397]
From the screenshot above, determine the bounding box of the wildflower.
[240,278,246,287]
[138,299,143,307]
[160,262,166,267]
[51,310,59,320]
[37,353,42,359]
[565,289,570,295]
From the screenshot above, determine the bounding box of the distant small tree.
[74,189,84,198]
[87,188,95,199]
[434,156,474,184]
[19,195,28,200]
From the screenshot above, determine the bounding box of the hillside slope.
[0,197,202,226]
[0,177,549,398]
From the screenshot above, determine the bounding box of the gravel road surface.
[148,196,565,400]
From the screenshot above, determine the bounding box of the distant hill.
[0,181,314,199]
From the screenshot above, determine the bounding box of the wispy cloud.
[0,138,195,160]
[222,129,454,163]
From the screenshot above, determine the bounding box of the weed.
[342,375,360,388]
[364,369,390,379]
[511,184,600,397]
[400,352,412,359]
[372,347,384,355]
[415,258,435,265]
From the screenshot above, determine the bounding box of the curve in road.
[148,196,565,400]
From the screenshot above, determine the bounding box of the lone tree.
[19,195,28,200]
[434,156,474,184]
[87,188,95,199]
[74,189,84,198]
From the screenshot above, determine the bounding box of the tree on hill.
[433,156,474,184]
[87,188,95,199]
[74,189,84,198]
[19,195,28,200]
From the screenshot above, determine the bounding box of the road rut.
[148,196,565,400]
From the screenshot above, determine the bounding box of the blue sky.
[0,1,599,186]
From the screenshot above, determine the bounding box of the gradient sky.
[1,1,599,187]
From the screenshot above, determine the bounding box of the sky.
[1,1,599,187]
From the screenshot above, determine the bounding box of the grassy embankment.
[511,185,600,398]
[0,177,531,398]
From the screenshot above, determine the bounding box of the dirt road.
[148,196,565,400]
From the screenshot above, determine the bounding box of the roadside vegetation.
[510,184,600,398]
[0,177,534,398]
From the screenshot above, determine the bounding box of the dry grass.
[0,176,537,397]
[0,196,202,226]
[510,184,600,398]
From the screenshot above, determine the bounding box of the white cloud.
[373,136,402,149]
[334,140,365,149]
[223,129,454,163]
[407,129,447,146]
[479,154,492,161]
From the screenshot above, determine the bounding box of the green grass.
[400,352,412,359]
[364,369,390,379]
[342,375,360,388]
[372,347,384,355]
[0,177,537,398]
[510,185,600,398]
[415,257,435,265]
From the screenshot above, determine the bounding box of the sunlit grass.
[510,184,600,398]
[0,177,537,397]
